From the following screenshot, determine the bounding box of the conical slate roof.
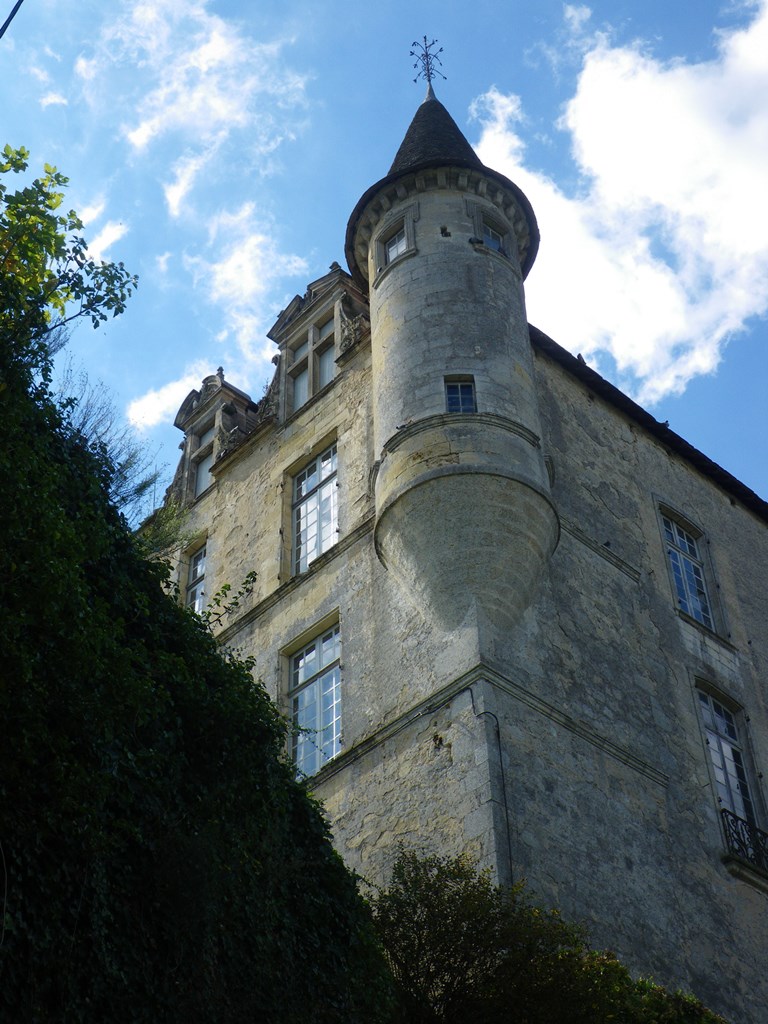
[388,84,483,175]
[345,85,540,286]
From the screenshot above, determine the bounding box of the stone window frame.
[444,375,477,414]
[185,540,207,614]
[373,203,419,286]
[656,504,720,633]
[284,616,342,777]
[290,439,339,576]
[466,198,513,258]
[287,310,338,414]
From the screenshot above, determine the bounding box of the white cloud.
[40,92,68,108]
[79,199,106,225]
[74,55,98,81]
[564,5,592,36]
[127,362,210,430]
[471,1,768,404]
[74,3,308,216]
[183,202,307,356]
[163,147,216,217]
[87,221,129,261]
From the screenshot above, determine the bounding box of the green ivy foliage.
[0,149,390,1023]
[370,851,728,1024]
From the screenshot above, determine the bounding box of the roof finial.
[410,36,446,91]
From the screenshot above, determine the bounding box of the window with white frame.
[292,443,338,574]
[445,376,477,414]
[290,624,342,776]
[186,544,206,614]
[661,513,714,629]
[698,690,757,825]
[288,314,337,413]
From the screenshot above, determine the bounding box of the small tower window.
[466,200,513,260]
[373,204,419,280]
[482,220,505,252]
[445,376,477,414]
[385,226,407,264]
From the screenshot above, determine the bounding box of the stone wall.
[169,323,767,1023]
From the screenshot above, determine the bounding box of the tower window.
[374,204,419,280]
[385,226,407,264]
[290,623,342,776]
[482,220,505,253]
[445,377,477,414]
[292,443,338,574]
[186,544,207,614]
[661,513,714,629]
[465,200,513,261]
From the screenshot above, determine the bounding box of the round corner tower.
[345,85,559,633]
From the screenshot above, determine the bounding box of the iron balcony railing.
[721,808,768,873]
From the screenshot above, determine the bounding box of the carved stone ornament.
[339,293,370,353]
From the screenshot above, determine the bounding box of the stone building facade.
[165,88,767,1021]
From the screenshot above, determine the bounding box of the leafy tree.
[371,851,727,1024]
[0,149,391,1022]
[0,145,136,353]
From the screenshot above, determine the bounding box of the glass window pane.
[293,445,338,574]
[482,221,504,251]
[198,425,215,448]
[290,630,341,776]
[293,367,309,410]
[699,691,757,824]
[386,227,406,263]
[194,449,215,497]
[318,345,335,389]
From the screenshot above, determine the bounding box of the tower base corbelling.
[374,413,559,632]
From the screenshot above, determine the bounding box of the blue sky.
[3,0,767,504]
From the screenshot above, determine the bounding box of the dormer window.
[192,423,215,498]
[289,314,337,413]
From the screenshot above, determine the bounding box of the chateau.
[165,84,767,1021]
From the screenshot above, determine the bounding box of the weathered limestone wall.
[172,321,767,1023]
[367,187,534,451]
[482,346,768,1021]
